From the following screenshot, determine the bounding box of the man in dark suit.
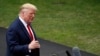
[6,3,40,56]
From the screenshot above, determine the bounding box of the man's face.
[23,9,36,24]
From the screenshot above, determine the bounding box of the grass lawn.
[0,0,100,55]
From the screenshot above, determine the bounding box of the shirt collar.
[19,16,27,27]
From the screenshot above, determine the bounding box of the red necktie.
[27,24,34,40]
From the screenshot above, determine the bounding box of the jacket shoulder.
[8,18,22,30]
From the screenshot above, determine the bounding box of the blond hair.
[20,3,37,11]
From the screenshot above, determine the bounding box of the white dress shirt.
[19,16,34,53]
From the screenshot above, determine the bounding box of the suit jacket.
[6,18,40,56]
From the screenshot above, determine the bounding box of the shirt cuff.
[29,49,31,53]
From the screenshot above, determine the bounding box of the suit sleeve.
[6,28,30,55]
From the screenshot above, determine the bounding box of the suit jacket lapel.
[17,18,31,41]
